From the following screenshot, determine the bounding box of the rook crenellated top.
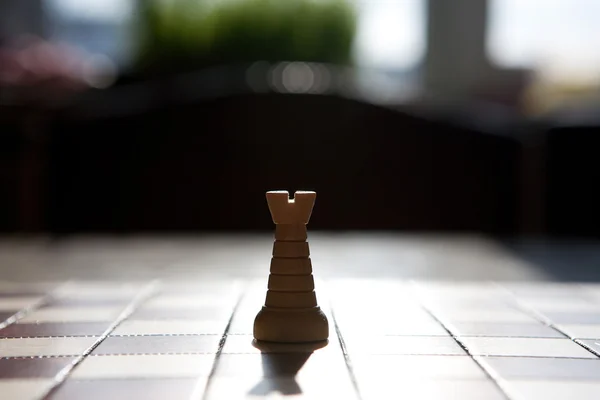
[266,190,316,225]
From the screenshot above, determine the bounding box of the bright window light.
[488,0,600,82]
[47,0,134,22]
[353,0,426,70]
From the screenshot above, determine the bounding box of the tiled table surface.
[0,279,599,400]
[1,234,600,399]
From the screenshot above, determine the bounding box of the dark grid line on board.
[495,282,600,358]
[409,281,513,400]
[0,282,72,331]
[200,290,246,400]
[330,305,364,400]
[40,281,160,400]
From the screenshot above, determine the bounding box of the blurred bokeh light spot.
[268,62,288,93]
[82,54,117,89]
[281,62,314,94]
[246,61,270,93]
[310,63,332,94]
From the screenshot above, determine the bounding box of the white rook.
[253,190,329,343]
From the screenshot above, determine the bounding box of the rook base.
[253,306,329,343]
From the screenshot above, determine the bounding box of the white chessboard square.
[433,309,538,324]
[0,378,55,400]
[338,319,449,336]
[160,281,241,296]
[586,289,600,301]
[461,337,597,358]
[329,284,419,308]
[227,303,261,335]
[505,283,585,297]
[334,306,437,322]
[0,297,43,311]
[516,296,599,313]
[227,317,255,334]
[143,294,235,309]
[0,337,97,357]
[417,282,510,300]
[358,378,506,400]
[112,320,227,335]
[20,307,124,323]
[558,324,600,339]
[350,355,487,380]
[345,336,466,356]
[503,380,600,400]
[52,282,143,300]
[425,301,518,314]
[71,354,215,379]
[335,310,449,336]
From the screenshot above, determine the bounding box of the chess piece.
[253,190,329,343]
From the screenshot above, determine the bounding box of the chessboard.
[1,278,600,400]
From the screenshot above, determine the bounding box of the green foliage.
[136,0,357,73]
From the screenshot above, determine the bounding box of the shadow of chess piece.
[247,353,309,396]
[253,190,329,343]
[248,340,328,396]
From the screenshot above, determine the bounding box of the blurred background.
[2,0,600,237]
